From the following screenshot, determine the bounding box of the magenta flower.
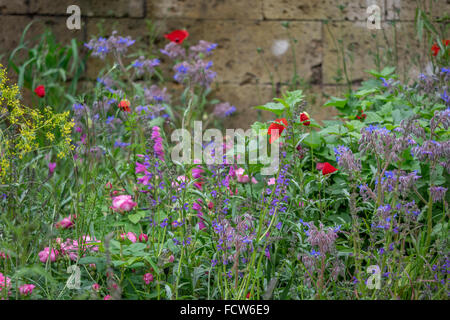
[111,195,137,213]
[0,273,11,296]
[235,168,257,184]
[19,284,35,296]
[138,233,148,242]
[92,283,101,291]
[38,247,58,263]
[151,126,164,160]
[121,232,137,243]
[55,215,75,229]
[172,175,187,191]
[103,295,112,300]
[143,273,154,285]
[48,162,56,175]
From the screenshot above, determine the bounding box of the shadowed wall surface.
[1,0,449,128]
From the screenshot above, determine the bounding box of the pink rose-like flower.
[169,255,175,263]
[138,233,148,242]
[38,247,58,263]
[121,232,137,243]
[111,195,137,213]
[127,232,137,243]
[267,177,276,186]
[143,273,154,285]
[19,284,35,296]
[104,295,112,300]
[92,283,101,291]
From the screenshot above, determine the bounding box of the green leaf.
[355,88,377,98]
[144,256,160,273]
[254,102,286,116]
[128,211,146,224]
[323,96,347,108]
[364,111,383,123]
[303,130,322,148]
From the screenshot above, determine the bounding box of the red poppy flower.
[431,43,440,56]
[431,39,450,56]
[164,29,189,44]
[118,99,131,112]
[317,162,338,175]
[34,85,45,98]
[299,112,310,126]
[246,292,251,299]
[268,118,288,144]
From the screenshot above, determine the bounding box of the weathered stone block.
[263,0,385,21]
[0,0,28,14]
[29,0,144,17]
[386,0,450,20]
[147,0,263,20]
[198,20,321,85]
[323,21,422,84]
[0,15,32,69]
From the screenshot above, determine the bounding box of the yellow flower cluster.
[0,64,75,182]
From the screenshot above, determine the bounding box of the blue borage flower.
[114,141,130,148]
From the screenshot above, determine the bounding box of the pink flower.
[138,233,148,242]
[121,232,137,243]
[111,195,137,213]
[0,273,11,295]
[19,284,35,296]
[172,175,187,191]
[143,273,154,285]
[105,182,113,189]
[48,162,56,175]
[235,168,257,184]
[236,168,249,183]
[38,247,58,263]
[55,215,75,229]
[267,177,276,185]
[103,295,112,300]
[81,235,100,252]
[92,283,101,291]
[151,126,164,160]
[198,220,207,230]
[169,255,175,263]
[135,162,148,174]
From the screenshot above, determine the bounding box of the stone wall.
[1,0,449,128]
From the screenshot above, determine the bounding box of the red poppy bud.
[356,115,361,120]
[267,118,288,144]
[118,99,131,112]
[299,112,310,126]
[34,85,45,98]
[164,30,189,44]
